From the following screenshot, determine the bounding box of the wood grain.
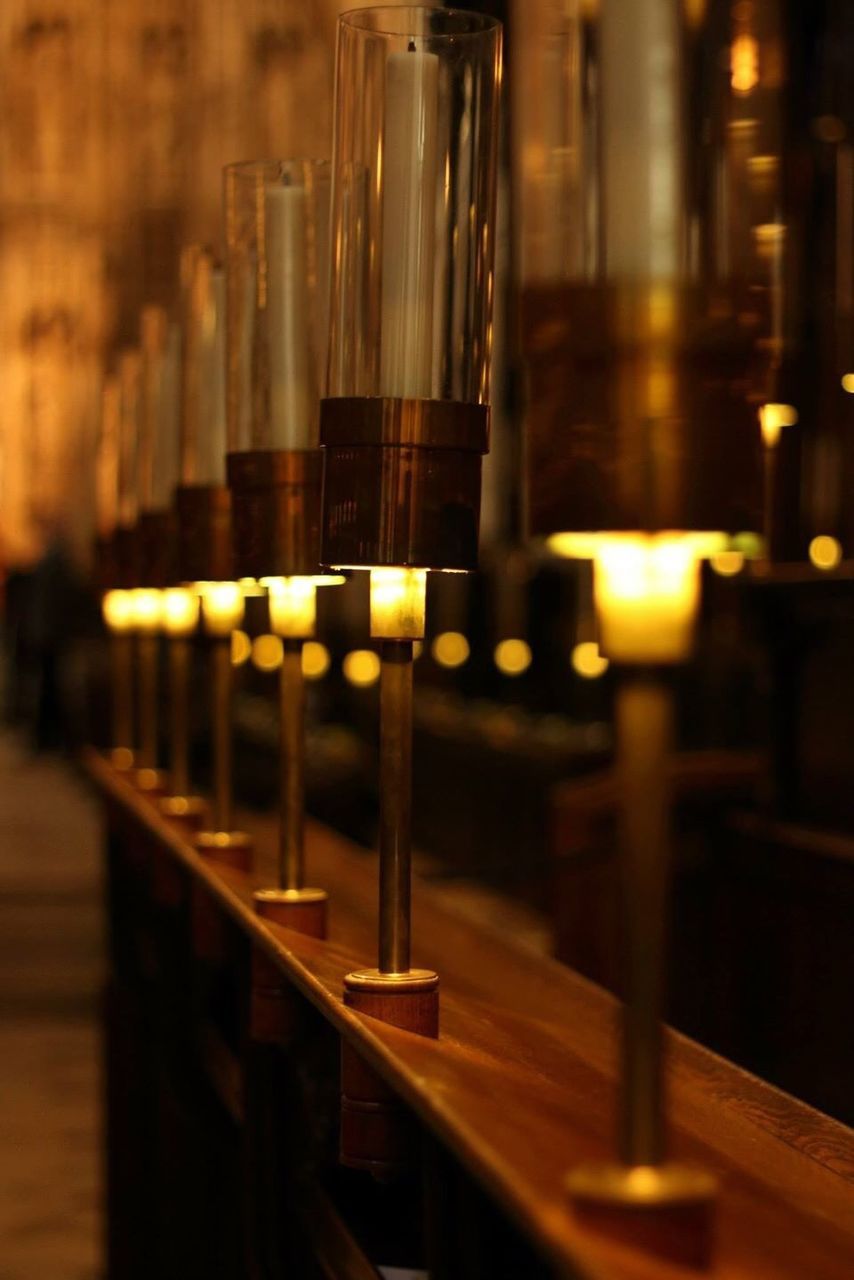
[86,750,854,1280]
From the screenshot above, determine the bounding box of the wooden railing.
[88,750,854,1279]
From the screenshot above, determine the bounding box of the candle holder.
[513,0,783,1261]
[173,246,251,869]
[224,158,339,935]
[321,6,500,1170]
[95,375,135,770]
[130,306,183,796]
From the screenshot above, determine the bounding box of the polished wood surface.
[87,750,854,1279]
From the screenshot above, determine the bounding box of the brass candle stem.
[110,633,134,763]
[137,634,158,769]
[763,443,777,562]
[567,667,716,1259]
[168,637,191,798]
[616,670,671,1167]
[279,639,305,891]
[211,635,233,834]
[378,639,413,975]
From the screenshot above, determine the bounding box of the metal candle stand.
[176,482,252,871]
[321,395,488,1171]
[228,447,330,938]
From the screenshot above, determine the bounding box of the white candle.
[265,184,314,449]
[380,43,439,399]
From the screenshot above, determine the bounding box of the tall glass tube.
[514,0,784,543]
[225,159,330,454]
[326,6,500,410]
[181,246,227,487]
[322,6,501,577]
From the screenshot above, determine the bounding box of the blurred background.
[2,2,854,1275]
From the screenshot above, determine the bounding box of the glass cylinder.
[96,374,121,541]
[514,0,784,541]
[180,246,227,486]
[326,6,501,405]
[321,7,502,574]
[117,348,142,529]
[225,159,331,453]
[139,305,182,512]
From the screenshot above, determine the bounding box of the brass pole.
[279,639,305,891]
[137,634,159,770]
[169,637,191,797]
[111,633,134,752]
[378,639,413,975]
[616,670,674,1168]
[211,635,233,834]
[763,443,777,561]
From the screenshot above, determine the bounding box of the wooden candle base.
[159,793,207,833]
[249,947,301,1044]
[341,969,439,1177]
[189,882,226,964]
[567,1162,717,1269]
[134,767,169,796]
[108,747,135,771]
[149,845,185,909]
[194,829,253,872]
[253,887,328,939]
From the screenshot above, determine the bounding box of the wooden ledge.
[86,750,854,1279]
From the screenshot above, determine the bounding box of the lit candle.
[265,184,314,449]
[380,42,439,399]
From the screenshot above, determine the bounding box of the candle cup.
[322,6,501,1046]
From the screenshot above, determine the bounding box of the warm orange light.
[494,638,532,677]
[759,403,798,449]
[267,577,317,639]
[710,550,745,578]
[102,589,135,634]
[302,641,331,680]
[432,631,470,669]
[343,649,381,687]
[231,630,251,666]
[809,535,842,571]
[369,568,427,640]
[161,587,199,637]
[200,582,245,637]
[132,589,163,634]
[571,641,609,679]
[593,538,701,664]
[252,633,284,672]
[549,533,726,665]
[731,34,759,95]
[841,374,854,394]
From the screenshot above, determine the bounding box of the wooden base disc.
[194,829,253,871]
[343,969,440,1037]
[134,767,169,796]
[253,887,328,939]
[189,882,226,963]
[340,970,440,1177]
[250,947,301,1044]
[149,846,185,909]
[159,793,207,832]
[108,747,135,771]
[567,1162,717,1269]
